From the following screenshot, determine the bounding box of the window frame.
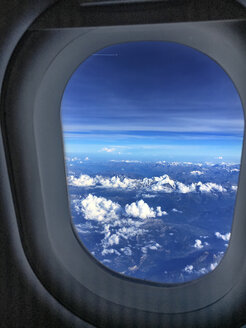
[2,18,246,327]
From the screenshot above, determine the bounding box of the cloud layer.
[69,173,229,194]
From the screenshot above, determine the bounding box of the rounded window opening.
[61,41,244,284]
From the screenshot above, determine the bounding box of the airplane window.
[61,41,244,283]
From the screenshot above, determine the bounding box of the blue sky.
[61,41,244,162]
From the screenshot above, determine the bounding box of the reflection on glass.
[61,42,244,283]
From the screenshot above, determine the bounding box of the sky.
[61,41,244,162]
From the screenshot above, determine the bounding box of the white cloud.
[120,247,132,256]
[75,194,167,222]
[183,252,224,276]
[142,194,156,198]
[77,194,121,222]
[69,174,96,187]
[193,239,203,249]
[141,242,161,254]
[125,200,159,219]
[215,232,231,241]
[102,259,111,264]
[97,175,137,189]
[197,182,226,193]
[84,157,89,161]
[231,185,238,191]
[108,234,120,246]
[231,168,240,172]
[74,194,167,256]
[210,262,218,271]
[198,268,208,274]
[101,147,116,153]
[102,248,121,256]
[190,170,204,176]
[69,174,228,194]
[110,160,141,163]
[172,208,183,213]
[156,206,168,216]
[184,265,194,273]
[176,182,196,193]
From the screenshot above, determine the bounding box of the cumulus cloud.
[77,194,121,222]
[125,200,167,219]
[184,265,194,273]
[215,232,231,241]
[156,206,168,216]
[69,173,228,194]
[193,239,203,249]
[231,185,238,191]
[125,200,156,219]
[190,170,204,176]
[69,174,96,187]
[74,194,167,256]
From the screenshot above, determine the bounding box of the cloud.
[193,239,203,249]
[110,160,141,163]
[215,156,223,160]
[184,265,194,273]
[69,174,96,187]
[183,254,223,276]
[102,248,121,256]
[108,234,120,246]
[101,147,116,153]
[74,194,168,256]
[172,208,183,213]
[156,206,168,216]
[176,182,196,193]
[142,194,156,198]
[69,173,228,194]
[231,185,238,191]
[215,232,231,241]
[77,194,121,222]
[125,200,167,219]
[120,247,132,256]
[210,262,218,271]
[84,157,89,161]
[190,170,204,176]
[125,200,156,219]
[141,242,161,254]
[196,182,226,193]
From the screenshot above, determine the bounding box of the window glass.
[61,42,244,283]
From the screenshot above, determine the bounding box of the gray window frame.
[3,19,246,327]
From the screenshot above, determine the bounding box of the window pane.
[61,41,244,283]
